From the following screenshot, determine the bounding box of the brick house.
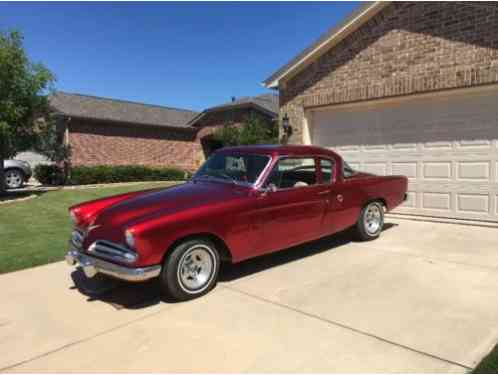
[50,92,199,171]
[49,91,278,172]
[263,1,498,223]
[188,94,278,158]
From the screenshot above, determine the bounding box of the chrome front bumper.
[65,249,161,282]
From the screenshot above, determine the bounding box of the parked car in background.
[3,159,32,189]
[66,145,408,301]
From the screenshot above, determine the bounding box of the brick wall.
[280,2,498,143]
[68,118,200,172]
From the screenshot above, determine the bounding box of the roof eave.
[59,113,198,132]
[262,1,388,89]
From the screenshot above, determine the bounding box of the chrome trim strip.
[65,249,161,282]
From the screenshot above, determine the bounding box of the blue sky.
[1,1,358,111]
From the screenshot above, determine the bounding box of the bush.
[68,165,187,185]
[34,164,65,185]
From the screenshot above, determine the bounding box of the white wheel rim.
[5,170,22,188]
[364,203,382,235]
[177,244,216,294]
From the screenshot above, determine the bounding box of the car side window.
[266,158,317,189]
[343,161,357,178]
[320,159,335,183]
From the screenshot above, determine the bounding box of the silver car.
[3,160,32,189]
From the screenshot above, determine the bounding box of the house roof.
[187,93,279,127]
[49,91,199,129]
[262,1,388,88]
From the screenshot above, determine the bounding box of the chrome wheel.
[177,245,215,294]
[364,203,382,235]
[5,169,24,189]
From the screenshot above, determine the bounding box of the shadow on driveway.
[70,222,398,310]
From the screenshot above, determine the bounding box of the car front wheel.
[161,238,220,301]
[355,201,384,241]
[5,169,25,189]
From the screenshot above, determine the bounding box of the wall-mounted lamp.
[281,113,292,138]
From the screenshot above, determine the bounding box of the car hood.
[91,180,248,230]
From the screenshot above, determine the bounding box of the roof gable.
[262,1,388,88]
[50,92,198,129]
[187,93,279,127]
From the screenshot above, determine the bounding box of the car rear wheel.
[161,238,220,301]
[5,168,25,189]
[355,201,384,241]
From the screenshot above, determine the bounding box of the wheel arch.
[363,197,387,211]
[4,167,25,176]
[162,232,233,264]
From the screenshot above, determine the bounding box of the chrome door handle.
[337,194,344,202]
[318,190,331,195]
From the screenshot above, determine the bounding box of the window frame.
[317,157,337,185]
[262,156,320,191]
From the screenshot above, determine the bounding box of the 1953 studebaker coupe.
[66,145,408,300]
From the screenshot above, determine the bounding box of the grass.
[0,182,178,274]
[473,344,498,373]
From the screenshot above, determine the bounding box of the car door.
[318,158,359,235]
[254,157,329,254]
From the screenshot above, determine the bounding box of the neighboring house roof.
[50,91,199,130]
[262,1,388,88]
[187,93,279,127]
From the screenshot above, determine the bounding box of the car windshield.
[194,153,270,185]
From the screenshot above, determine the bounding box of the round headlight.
[125,229,135,249]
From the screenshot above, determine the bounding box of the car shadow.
[69,222,398,310]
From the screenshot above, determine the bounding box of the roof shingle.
[49,92,199,129]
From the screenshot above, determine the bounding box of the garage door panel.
[422,141,453,150]
[392,162,417,179]
[402,191,417,208]
[392,143,417,151]
[456,194,490,214]
[311,88,498,222]
[422,192,451,211]
[362,162,387,175]
[423,162,452,180]
[457,161,490,181]
[456,139,492,149]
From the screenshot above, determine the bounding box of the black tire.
[5,168,25,189]
[354,201,384,241]
[160,238,220,301]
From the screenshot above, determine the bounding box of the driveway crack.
[221,285,472,371]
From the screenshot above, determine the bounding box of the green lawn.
[0,182,178,274]
[473,344,498,373]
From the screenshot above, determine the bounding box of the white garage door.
[310,87,498,222]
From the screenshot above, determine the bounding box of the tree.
[212,112,279,147]
[0,30,56,194]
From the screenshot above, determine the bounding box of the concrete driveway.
[1,218,498,372]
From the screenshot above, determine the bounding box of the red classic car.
[66,145,407,300]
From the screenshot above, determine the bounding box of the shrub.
[34,164,65,185]
[68,165,187,185]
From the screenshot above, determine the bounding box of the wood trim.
[308,83,498,113]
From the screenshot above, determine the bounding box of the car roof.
[217,144,340,159]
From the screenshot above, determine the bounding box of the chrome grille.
[88,240,138,264]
